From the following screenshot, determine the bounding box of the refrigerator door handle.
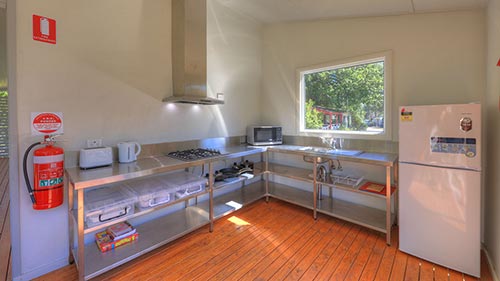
[398,161,481,172]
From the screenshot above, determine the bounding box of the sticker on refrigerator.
[430,137,476,157]
[460,117,472,132]
[400,108,413,121]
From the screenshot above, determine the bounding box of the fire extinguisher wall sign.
[31,112,63,136]
[25,112,65,210]
[32,15,56,44]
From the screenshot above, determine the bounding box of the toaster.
[80,147,113,169]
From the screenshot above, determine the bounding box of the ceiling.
[217,0,488,23]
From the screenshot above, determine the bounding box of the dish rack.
[330,173,364,188]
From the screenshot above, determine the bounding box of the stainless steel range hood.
[163,0,224,105]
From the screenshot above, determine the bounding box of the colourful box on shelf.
[106,221,137,241]
[95,230,139,252]
[359,181,396,195]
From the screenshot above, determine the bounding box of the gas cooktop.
[167,148,222,161]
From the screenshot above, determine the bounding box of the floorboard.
[419,260,434,281]
[251,220,325,280]
[312,225,362,280]
[448,269,465,281]
[0,158,9,235]
[299,220,351,280]
[482,250,495,281]
[0,158,9,281]
[359,233,387,280]
[344,230,378,281]
[211,207,303,280]
[0,209,10,281]
[375,227,400,280]
[188,206,297,280]
[330,228,370,280]
[268,217,332,280]
[33,198,495,281]
[6,260,10,281]
[239,209,317,280]
[285,218,342,280]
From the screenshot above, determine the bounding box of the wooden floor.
[0,158,11,281]
[35,198,494,281]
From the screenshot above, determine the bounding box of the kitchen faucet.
[320,136,343,150]
[332,138,342,150]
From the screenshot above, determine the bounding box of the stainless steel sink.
[298,146,363,156]
[326,149,363,156]
[298,147,330,153]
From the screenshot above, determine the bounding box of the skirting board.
[13,257,68,281]
[483,245,500,281]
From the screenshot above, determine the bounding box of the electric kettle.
[117,142,141,163]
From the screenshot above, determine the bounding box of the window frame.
[296,50,392,140]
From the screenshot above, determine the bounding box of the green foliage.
[305,99,323,129]
[304,61,384,131]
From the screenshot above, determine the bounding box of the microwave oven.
[247,126,282,145]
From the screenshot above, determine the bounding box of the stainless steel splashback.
[163,0,224,105]
[64,136,246,168]
[283,135,398,153]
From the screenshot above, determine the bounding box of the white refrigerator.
[399,103,481,277]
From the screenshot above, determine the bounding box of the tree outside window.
[299,52,391,138]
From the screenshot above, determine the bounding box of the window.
[298,51,392,139]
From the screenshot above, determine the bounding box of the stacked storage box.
[84,184,137,227]
[127,176,177,210]
[84,172,207,228]
[161,171,208,199]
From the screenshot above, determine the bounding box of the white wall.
[260,11,486,141]
[207,0,262,132]
[15,0,262,150]
[485,0,500,278]
[9,0,262,279]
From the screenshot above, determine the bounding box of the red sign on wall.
[31,112,63,136]
[32,15,56,44]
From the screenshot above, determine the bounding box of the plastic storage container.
[127,176,176,210]
[84,184,137,227]
[161,171,207,199]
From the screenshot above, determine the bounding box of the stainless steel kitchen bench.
[65,144,397,280]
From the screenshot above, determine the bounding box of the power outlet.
[87,138,103,148]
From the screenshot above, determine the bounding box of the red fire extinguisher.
[23,135,64,210]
